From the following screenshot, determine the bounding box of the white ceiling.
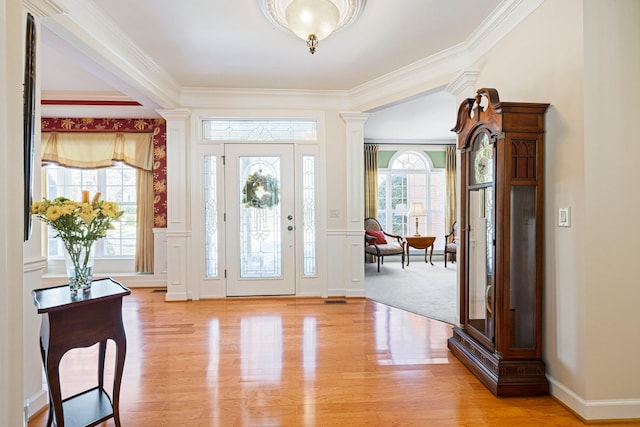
[364,90,457,142]
[39,0,505,139]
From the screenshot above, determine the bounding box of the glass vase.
[64,241,95,295]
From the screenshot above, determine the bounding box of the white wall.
[582,0,640,409]
[364,90,458,142]
[473,0,640,420]
[1,0,27,425]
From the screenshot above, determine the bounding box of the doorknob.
[287,215,293,220]
[288,225,294,231]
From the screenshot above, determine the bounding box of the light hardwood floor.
[28,288,612,426]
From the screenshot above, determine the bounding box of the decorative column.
[340,112,369,297]
[157,109,191,301]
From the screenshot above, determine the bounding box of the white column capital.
[446,68,480,103]
[340,111,369,124]
[157,108,191,122]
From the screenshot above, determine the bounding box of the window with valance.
[41,132,154,273]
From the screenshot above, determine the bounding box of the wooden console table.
[33,278,130,427]
[405,236,436,266]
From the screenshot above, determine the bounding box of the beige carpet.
[364,255,457,324]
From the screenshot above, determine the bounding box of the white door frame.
[188,110,328,300]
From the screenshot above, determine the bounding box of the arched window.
[377,150,445,251]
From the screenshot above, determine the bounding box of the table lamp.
[409,202,426,236]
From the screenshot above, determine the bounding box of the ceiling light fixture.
[286,0,338,54]
[261,0,366,54]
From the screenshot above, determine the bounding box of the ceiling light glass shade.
[260,0,366,54]
[285,0,339,53]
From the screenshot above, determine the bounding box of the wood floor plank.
[27,289,611,426]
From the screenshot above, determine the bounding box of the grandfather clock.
[447,88,550,397]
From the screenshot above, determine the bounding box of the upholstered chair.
[444,221,457,267]
[364,217,406,272]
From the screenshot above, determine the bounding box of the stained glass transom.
[203,120,317,141]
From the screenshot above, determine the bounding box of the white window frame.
[377,149,446,251]
[43,162,137,274]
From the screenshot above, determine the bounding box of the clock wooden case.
[447,88,550,397]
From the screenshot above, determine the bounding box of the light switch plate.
[558,207,571,227]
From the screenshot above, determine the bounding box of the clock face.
[472,133,493,185]
[475,152,490,183]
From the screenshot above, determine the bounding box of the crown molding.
[466,0,545,63]
[41,90,136,102]
[348,0,545,112]
[180,87,350,111]
[41,91,160,118]
[348,42,470,112]
[23,0,67,17]
[38,0,545,115]
[43,0,181,109]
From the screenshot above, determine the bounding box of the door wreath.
[242,171,280,209]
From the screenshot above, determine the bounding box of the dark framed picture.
[24,13,36,241]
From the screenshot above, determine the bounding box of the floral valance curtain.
[41,132,153,171]
[41,131,155,273]
[364,144,378,264]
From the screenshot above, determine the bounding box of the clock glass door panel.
[509,185,537,349]
[465,132,495,348]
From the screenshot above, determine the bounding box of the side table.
[33,278,130,427]
[405,236,436,266]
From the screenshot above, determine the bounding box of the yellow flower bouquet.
[32,191,123,294]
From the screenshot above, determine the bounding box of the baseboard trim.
[25,389,48,421]
[165,291,189,301]
[346,290,366,298]
[548,375,640,421]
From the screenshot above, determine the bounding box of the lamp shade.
[409,202,426,217]
[285,0,339,42]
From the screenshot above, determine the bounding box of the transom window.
[377,151,445,251]
[202,119,317,141]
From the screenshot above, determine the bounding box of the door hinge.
[222,155,225,165]
[224,269,227,278]
[223,213,226,221]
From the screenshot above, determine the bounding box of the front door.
[224,144,296,296]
